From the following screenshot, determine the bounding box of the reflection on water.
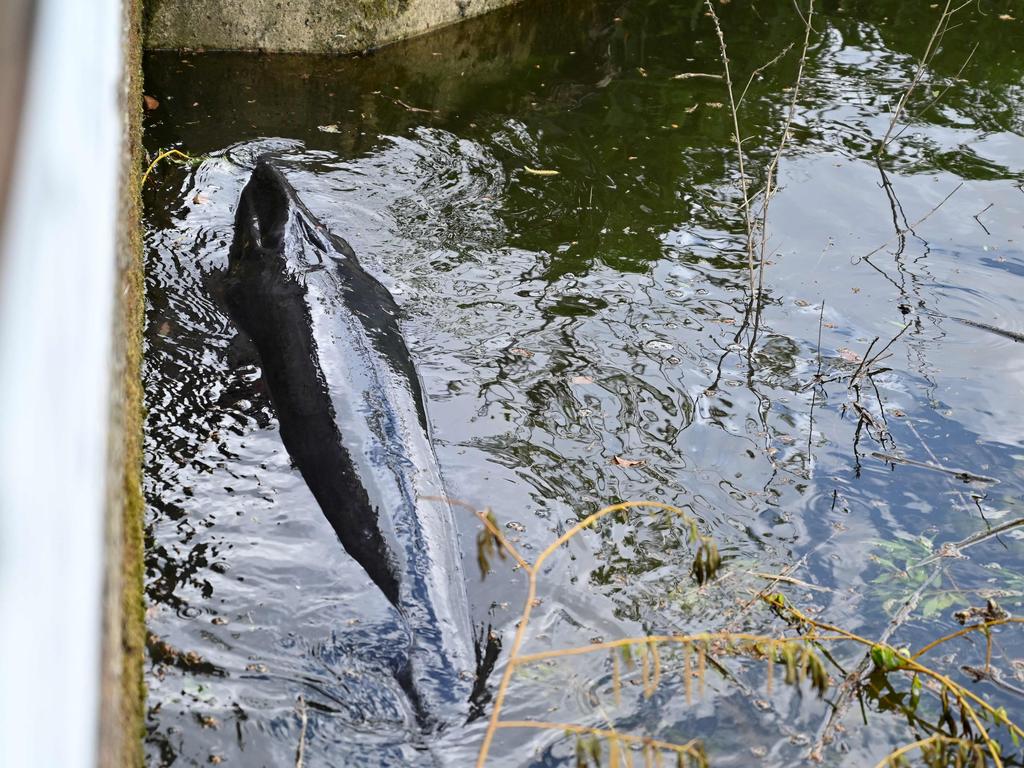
[143,0,1024,764]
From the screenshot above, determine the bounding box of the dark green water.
[142,1,1024,765]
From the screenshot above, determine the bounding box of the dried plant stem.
[912,618,1024,660]
[703,0,754,291]
[781,601,1024,764]
[877,0,967,151]
[475,502,714,768]
[754,0,815,303]
[294,694,308,768]
[472,499,1024,766]
[141,148,192,187]
[495,721,702,756]
[515,633,809,666]
[873,734,984,768]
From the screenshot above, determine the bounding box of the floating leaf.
[613,455,647,468]
[524,167,560,176]
[837,347,862,363]
[143,94,160,110]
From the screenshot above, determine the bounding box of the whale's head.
[229,159,357,273]
[228,159,292,269]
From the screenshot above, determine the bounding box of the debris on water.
[523,166,559,176]
[612,455,646,468]
[671,72,722,80]
[394,98,434,113]
[509,347,534,358]
[318,124,342,133]
[837,347,861,363]
[954,599,1010,625]
[143,94,160,110]
[570,375,594,384]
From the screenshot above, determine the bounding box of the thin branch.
[703,0,755,291]
[295,694,308,768]
[878,0,958,151]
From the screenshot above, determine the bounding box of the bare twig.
[671,72,723,81]
[703,0,755,291]
[295,694,308,768]
[972,202,993,235]
[753,0,816,305]
[806,300,825,472]
[878,0,964,151]
[913,515,1024,567]
[871,451,998,485]
[737,44,795,107]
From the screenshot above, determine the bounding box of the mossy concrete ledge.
[145,0,522,52]
[98,0,146,764]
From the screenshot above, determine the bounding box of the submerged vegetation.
[471,502,1023,767]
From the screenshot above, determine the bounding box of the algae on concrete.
[145,0,521,53]
[98,0,146,763]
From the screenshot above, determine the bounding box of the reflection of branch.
[806,301,826,473]
[841,322,909,469]
[972,202,993,235]
[856,182,963,262]
[875,157,910,257]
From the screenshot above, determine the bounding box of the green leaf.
[870,645,901,671]
[909,674,921,712]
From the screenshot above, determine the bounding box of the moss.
[107,0,147,762]
[357,0,404,23]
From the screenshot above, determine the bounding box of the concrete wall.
[146,0,522,53]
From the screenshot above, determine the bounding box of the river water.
[142,1,1024,765]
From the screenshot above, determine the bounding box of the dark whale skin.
[223,160,472,724]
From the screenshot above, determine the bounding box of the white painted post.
[0,0,124,765]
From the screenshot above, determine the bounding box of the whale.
[222,159,473,726]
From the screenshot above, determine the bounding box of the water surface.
[142,1,1024,764]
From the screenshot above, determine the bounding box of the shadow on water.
[142,0,1024,764]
